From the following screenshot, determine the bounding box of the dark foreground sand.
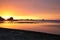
[0,28,60,40]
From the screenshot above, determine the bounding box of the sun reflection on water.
[0,21,60,34]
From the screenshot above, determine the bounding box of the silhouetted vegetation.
[7,17,14,21]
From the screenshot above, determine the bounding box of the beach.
[0,28,60,40]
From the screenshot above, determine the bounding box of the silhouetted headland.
[0,16,5,21]
[0,28,60,40]
[0,16,5,23]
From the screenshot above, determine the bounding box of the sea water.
[0,21,60,35]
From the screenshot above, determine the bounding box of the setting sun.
[1,11,14,19]
[2,16,10,20]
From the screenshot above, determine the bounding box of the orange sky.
[0,0,60,20]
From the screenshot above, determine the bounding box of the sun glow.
[2,16,10,19]
[1,11,14,19]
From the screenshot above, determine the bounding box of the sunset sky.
[0,0,60,20]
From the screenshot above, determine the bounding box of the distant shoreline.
[0,20,60,23]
